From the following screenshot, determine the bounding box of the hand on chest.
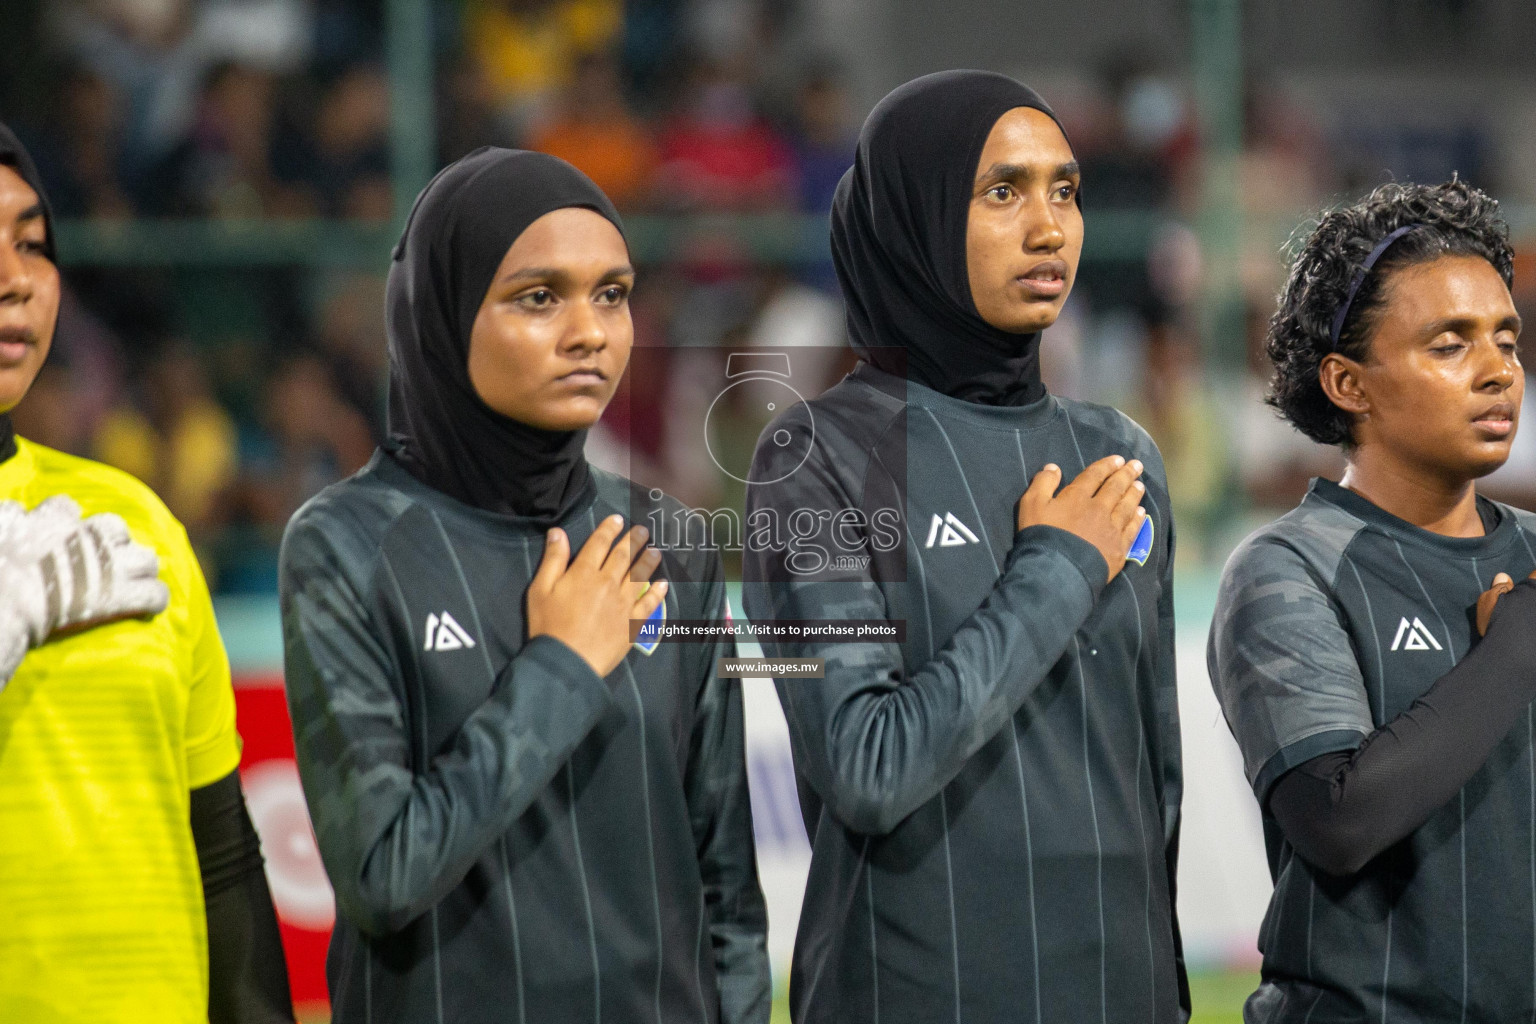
[1341,538,1534,720]
[903,483,1158,654]
[378,509,687,751]
[1353,588,1467,721]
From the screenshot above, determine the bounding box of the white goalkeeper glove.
[0,496,171,687]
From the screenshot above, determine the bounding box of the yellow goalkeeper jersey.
[0,437,242,1022]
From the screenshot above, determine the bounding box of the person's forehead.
[499,208,627,264]
[1381,255,1514,321]
[976,107,1074,165]
[1390,254,1508,298]
[0,163,42,215]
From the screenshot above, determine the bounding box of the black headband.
[1329,224,1420,350]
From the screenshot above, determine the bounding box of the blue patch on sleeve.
[1127,516,1154,567]
[633,594,666,655]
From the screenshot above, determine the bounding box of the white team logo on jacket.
[1390,616,1442,652]
[424,611,477,652]
[924,512,980,549]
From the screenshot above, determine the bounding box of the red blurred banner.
[234,677,333,1010]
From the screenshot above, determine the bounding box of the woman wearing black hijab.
[278,148,770,1023]
[742,72,1187,1023]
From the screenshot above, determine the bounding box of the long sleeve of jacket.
[191,770,295,1024]
[1268,579,1536,877]
[278,512,613,938]
[675,559,771,1024]
[1151,517,1191,1022]
[742,432,1110,837]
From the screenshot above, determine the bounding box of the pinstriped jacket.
[1211,480,1536,1022]
[743,363,1187,1024]
[278,451,770,1024]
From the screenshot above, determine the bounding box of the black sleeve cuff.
[519,634,610,692]
[1253,728,1369,806]
[190,770,266,898]
[191,771,296,1023]
[1009,524,1111,597]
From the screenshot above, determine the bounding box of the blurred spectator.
[243,352,372,519]
[55,0,314,179]
[686,0,798,118]
[214,354,372,592]
[1238,79,1330,303]
[25,66,135,219]
[54,0,202,174]
[1235,300,1343,512]
[311,0,383,65]
[150,61,315,217]
[1076,49,1192,336]
[1240,79,1327,218]
[526,52,658,210]
[618,0,688,98]
[50,286,131,433]
[656,58,796,211]
[94,345,240,535]
[746,272,843,351]
[787,63,855,215]
[688,0,768,65]
[1079,49,1191,209]
[464,0,622,139]
[1065,47,1198,416]
[10,364,88,456]
[785,62,854,288]
[290,64,392,218]
[437,51,505,164]
[1480,242,1536,510]
[312,270,388,435]
[1123,325,1227,557]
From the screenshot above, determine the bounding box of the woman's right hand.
[527,515,667,678]
[1016,456,1146,582]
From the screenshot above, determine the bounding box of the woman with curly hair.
[1209,178,1536,1022]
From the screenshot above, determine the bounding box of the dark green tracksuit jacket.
[278,450,770,1024]
[742,363,1187,1024]
[1210,480,1536,1022]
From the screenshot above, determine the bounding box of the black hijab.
[831,70,1076,406]
[385,147,626,522]
[0,122,56,464]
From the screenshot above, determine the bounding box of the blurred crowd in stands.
[2,0,1533,591]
